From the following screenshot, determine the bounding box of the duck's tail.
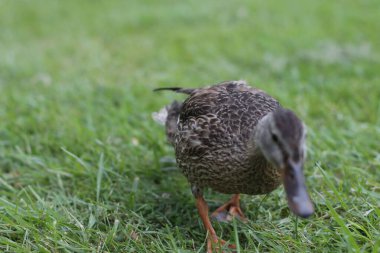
[152,100,182,145]
[153,87,195,144]
[153,87,196,95]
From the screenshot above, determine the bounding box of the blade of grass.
[96,153,104,203]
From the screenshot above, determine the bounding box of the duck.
[153,80,314,252]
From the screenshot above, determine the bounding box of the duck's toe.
[211,205,247,223]
[211,194,247,223]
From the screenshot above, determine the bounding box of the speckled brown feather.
[161,81,282,196]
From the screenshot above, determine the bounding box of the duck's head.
[256,108,314,218]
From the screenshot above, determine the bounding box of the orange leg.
[196,196,236,253]
[211,194,247,222]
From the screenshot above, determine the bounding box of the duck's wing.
[179,81,280,138]
[154,80,280,151]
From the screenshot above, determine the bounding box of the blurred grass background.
[0,0,379,252]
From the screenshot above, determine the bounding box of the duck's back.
[174,81,281,194]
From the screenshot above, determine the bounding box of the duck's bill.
[283,161,314,218]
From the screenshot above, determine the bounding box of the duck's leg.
[195,195,236,253]
[211,194,247,222]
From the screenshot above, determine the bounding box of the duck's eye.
[272,133,279,143]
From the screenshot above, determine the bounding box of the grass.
[0,0,379,252]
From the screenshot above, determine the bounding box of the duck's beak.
[283,160,314,218]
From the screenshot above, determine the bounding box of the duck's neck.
[246,111,274,159]
[254,111,274,144]
[246,112,281,191]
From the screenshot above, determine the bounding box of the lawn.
[0,0,379,252]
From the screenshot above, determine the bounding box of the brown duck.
[154,80,314,252]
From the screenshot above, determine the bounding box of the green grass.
[0,0,379,252]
